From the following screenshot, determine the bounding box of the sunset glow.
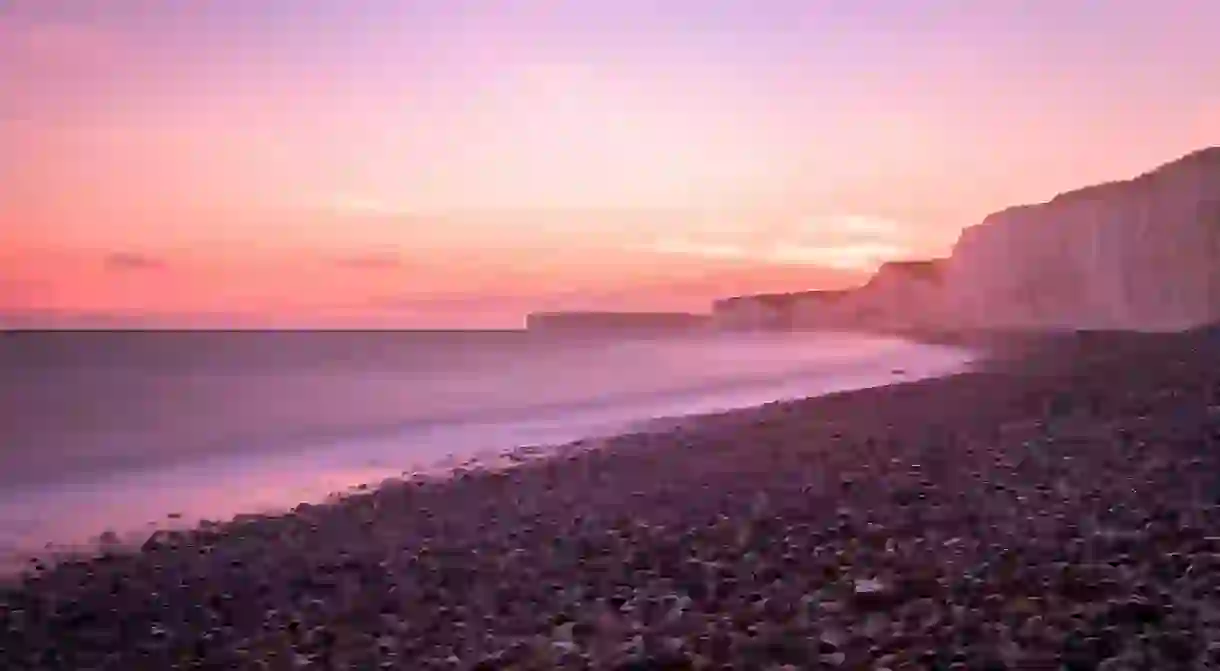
[3,0,1218,327]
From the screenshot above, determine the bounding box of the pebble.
[5,331,1220,667]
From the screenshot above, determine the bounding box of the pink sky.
[3,1,1218,327]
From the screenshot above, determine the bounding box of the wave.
[0,331,974,567]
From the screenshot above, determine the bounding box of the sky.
[3,0,1218,328]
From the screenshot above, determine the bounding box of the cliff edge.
[945,146,1220,330]
[712,147,1220,333]
[526,311,710,334]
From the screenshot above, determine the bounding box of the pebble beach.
[5,328,1220,669]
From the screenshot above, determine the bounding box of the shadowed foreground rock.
[5,329,1220,669]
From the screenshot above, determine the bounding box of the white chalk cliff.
[712,147,1220,332]
[806,260,945,331]
[712,261,946,331]
[944,147,1220,331]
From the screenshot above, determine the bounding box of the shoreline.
[0,332,973,575]
[0,330,956,491]
[9,327,1213,666]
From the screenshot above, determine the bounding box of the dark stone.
[1109,598,1164,627]
[613,652,695,670]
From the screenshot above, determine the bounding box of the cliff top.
[525,311,710,331]
[527,311,707,319]
[874,259,945,280]
[981,146,1220,225]
[713,289,853,309]
[714,261,946,310]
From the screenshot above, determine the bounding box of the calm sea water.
[0,330,974,564]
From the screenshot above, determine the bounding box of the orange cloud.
[334,252,405,270]
[644,239,909,271]
[639,212,925,272]
[104,252,166,272]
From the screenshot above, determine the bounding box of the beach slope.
[5,328,1220,668]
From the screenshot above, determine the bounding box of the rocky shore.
[5,328,1220,669]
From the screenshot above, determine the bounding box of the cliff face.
[526,311,710,333]
[811,260,945,331]
[712,147,1220,333]
[712,294,796,329]
[712,263,946,332]
[944,147,1220,331]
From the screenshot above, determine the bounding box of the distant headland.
[709,147,1220,334]
[525,311,711,334]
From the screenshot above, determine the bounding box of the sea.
[0,330,974,567]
